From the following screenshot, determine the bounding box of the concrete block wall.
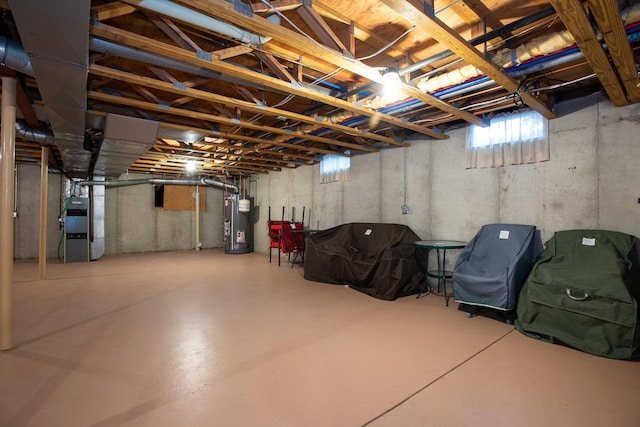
[255,94,640,258]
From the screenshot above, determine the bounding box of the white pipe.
[194,186,201,251]
[90,175,106,261]
[39,147,49,279]
[122,0,276,46]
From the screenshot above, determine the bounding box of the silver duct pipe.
[89,38,333,96]
[0,37,33,77]
[90,38,220,79]
[121,0,276,46]
[81,177,239,193]
[14,121,56,145]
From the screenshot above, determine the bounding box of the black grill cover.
[303,223,425,300]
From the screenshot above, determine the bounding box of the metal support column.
[1,77,17,350]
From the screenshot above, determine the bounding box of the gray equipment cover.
[453,224,542,311]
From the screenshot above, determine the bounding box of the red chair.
[281,221,305,268]
[268,206,306,267]
[268,219,289,266]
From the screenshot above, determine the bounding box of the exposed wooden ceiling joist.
[549,0,628,107]
[87,90,372,156]
[585,0,640,103]
[378,0,556,119]
[89,64,405,148]
[89,23,448,139]
[7,0,639,178]
[170,0,483,128]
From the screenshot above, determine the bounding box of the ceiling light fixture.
[382,67,402,96]
[185,159,197,174]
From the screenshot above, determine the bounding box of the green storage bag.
[515,229,640,360]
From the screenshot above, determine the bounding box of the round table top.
[413,240,467,249]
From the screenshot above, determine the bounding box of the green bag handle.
[566,288,590,301]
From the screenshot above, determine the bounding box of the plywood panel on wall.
[161,185,206,211]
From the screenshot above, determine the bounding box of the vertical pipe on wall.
[0,77,17,350]
[194,186,201,250]
[39,146,49,279]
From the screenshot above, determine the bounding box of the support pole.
[1,77,17,350]
[194,186,201,250]
[39,146,49,280]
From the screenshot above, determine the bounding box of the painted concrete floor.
[2,249,639,427]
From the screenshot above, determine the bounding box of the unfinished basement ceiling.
[2,0,640,178]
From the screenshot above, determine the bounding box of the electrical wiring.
[270,66,344,109]
[460,95,513,111]
[258,0,326,49]
[356,26,416,61]
[486,15,559,52]
[527,73,597,92]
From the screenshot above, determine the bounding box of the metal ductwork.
[96,113,160,177]
[89,38,333,96]
[14,121,55,145]
[81,177,239,193]
[121,0,275,46]
[9,0,91,178]
[0,36,33,76]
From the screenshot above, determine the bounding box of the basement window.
[465,109,549,169]
[320,152,350,183]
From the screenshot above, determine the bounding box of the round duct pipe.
[122,0,277,46]
[81,177,239,193]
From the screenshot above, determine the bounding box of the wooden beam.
[163,125,323,162]
[170,0,480,128]
[0,66,40,127]
[87,110,324,162]
[379,0,556,119]
[149,144,293,168]
[149,13,201,52]
[253,51,297,82]
[89,63,405,148]
[313,1,408,60]
[251,0,302,14]
[212,45,253,60]
[90,23,448,138]
[550,0,628,106]
[93,1,136,21]
[87,90,371,156]
[297,4,348,53]
[441,0,503,31]
[586,0,640,103]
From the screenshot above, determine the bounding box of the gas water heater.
[224,193,254,254]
